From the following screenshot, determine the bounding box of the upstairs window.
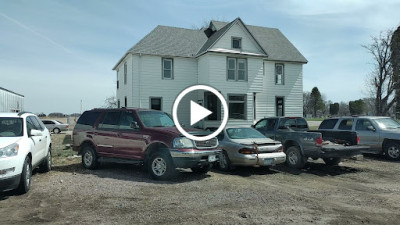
[162,58,173,79]
[275,63,284,85]
[124,62,127,85]
[227,57,247,81]
[232,37,242,49]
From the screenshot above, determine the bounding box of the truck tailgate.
[320,143,370,158]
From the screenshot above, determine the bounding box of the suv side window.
[77,111,101,126]
[338,119,354,130]
[98,111,121,130]
[255,120,267,129]
[319,119,338,129]
[355,119,374,131]
[26,116,40,134]
[32,116,46,131]
[266,119,277,131]
[119,111,139,130]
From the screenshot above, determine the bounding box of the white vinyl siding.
[0,88,24,112]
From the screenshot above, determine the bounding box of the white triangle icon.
[190,100,212,126]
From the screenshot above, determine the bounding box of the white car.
[41,119,69,134]
[0,112,52,194]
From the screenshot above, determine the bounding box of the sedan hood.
[146,127,210,137]
[0,137,22,148]
[230,138,280,145]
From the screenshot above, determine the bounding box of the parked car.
[41,119,69,134]
[319,116,400,160]
[216,127,286,171]
[253,117,369,169]
[0,112,52,194]
[72,108,221,180]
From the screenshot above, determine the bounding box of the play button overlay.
[190,101,212,126]
[172,85,228,141]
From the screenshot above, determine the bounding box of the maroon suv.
[72,108,220,180]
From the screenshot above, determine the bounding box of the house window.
[227,57,247,81]
[124,62,127,85]
[275,63,284,85]
[232,37,241,49]
[150,97,162,110]
[117,80,119,89]
[124,96,127,107]
[228,94,246,120]
[162,58,173,79]
[276,97,284,116]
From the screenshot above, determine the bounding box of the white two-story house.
[113,18,307,129]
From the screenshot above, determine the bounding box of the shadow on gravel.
[272,162,362,176]
[212,166,278,177]
[363,153,400,164]
[52,162,209,184]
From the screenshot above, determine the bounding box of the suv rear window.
[77,111,101,126]
[319,119,338,129]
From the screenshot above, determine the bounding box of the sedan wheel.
[218,151,231,171]
[53,128,61,134]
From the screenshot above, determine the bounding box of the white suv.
[0,112,52,194]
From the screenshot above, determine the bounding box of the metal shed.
[0,87,24,112]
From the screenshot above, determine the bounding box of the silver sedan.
[41,119,69,134]
[217,127,286,171]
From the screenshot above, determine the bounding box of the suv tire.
[286,146,306,169]
[18,157,32,194]
[148,151,175,180]
[384,142,400,160]
[82,145,98,169]
[323,157,341,166]
[39,147,52,173]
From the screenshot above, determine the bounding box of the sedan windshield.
[226,128,265,139]
[138,111,175,127]
[0,118,23,137]
[374,118,400,129]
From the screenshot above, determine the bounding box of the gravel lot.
[1,132,400,224]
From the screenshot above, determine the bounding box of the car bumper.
[0,174,21,192]
[0,156,23,179]
[230,152,287,167]
[169,148,221,168]
[320,144,369,158]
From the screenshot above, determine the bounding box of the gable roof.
[113,18,307,69]
[0,87,24,97]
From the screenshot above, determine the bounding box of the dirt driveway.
[1,133,400,224]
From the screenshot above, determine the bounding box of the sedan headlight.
[0,143,19,158]
[173,137,194,149]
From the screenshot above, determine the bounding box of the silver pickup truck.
[318,116,400,160]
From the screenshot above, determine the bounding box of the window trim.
[124,62,127,85]
[149,97,162,111]
[276,96,284,116]
[124,96,127,107]
[275,63,284,85]
[162,58,174,80]
[228,94,247,120]
[232,37,242,49]
[227,57,247,81]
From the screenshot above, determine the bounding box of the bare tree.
[303,92,312,116]
[391,26,400,117]
[338,102,350,116]
[104,96,117,108]
[363,30,396,116]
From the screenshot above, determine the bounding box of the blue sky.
[1,0,400,114]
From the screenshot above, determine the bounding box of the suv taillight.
[357,136,360,145]
[316,137,323,146]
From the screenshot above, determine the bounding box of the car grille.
[194,138,218,149]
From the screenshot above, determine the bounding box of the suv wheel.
[148,151,175,180]
[385,142,400,160]
[286,146,306,169]
[53,128,61,134]
[82,146,98,169]
[18,157,32,194]
[39,147,52,172]
[191,164,211,174]
[323,157,341,166]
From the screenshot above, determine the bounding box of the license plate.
[208,155,217,162]
[264,158,274,165]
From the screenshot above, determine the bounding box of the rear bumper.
[320,144,369,158]
[0,174,20,192]
[230,152,286,167]
[170,148,221,168]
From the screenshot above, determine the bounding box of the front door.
[355,119,381,151]
[26,116,47,166]
[205,92,219,120]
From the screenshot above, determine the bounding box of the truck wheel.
[148,151,176,180]
[191,164,211,174]
[82,145,98,169]
[39,147,52,173]
[218,151,232,171]
[323,157,341,166]
[384,142,400,160]
[286,146,305,169]
[18,157,32,194]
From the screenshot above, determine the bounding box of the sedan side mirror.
[30,129,43,136]
[367,126,376,132]
[130,121,140,130]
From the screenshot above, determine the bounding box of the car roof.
[88,107,161,113]
[325,116,391,120]
[0,112,36,118]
